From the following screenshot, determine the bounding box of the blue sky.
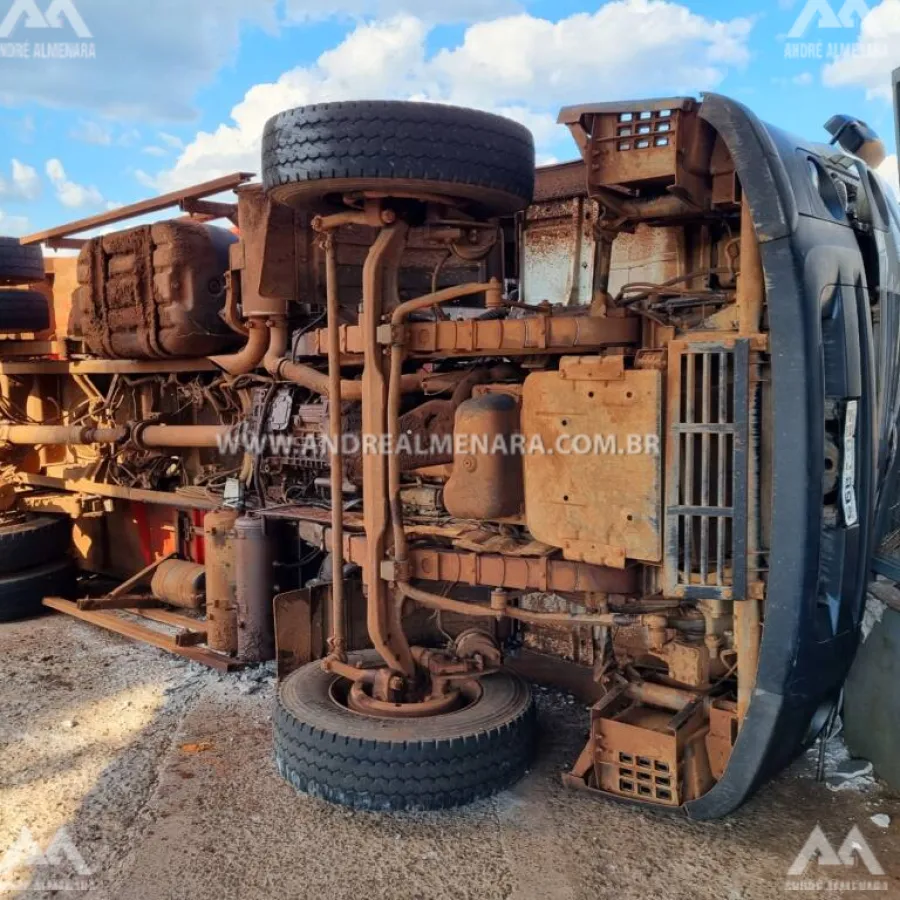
[0,0,897,238]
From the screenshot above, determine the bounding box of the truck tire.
[262,101,535,216]
[0,237,44,286]
[0,514,72,575]
[0,558,76,622]
[275,650,535,811]
[0,290,50,333]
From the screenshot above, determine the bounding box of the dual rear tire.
[0,514,75,622]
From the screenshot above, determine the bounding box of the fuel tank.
[73,220,240,359]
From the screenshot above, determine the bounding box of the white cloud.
[0,0,279,120]
[70,119,113,146]
[142,146,169,157]
[878,154,899,198]
[46,159,105,209]
[823,0,900,102]
[158,133,185,150]
[0,209,30,236]
[0,160,41,201]
[147,2,754,191]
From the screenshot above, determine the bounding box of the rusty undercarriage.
[1,91,893,818]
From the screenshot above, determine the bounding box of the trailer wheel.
[0,237,44,286]
[0,558,76,623]
[262,101,535,216]
[274,650,535,811]
[0,290,51,333]
[0,514,73,575]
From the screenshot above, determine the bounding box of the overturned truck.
[2,90,899,819]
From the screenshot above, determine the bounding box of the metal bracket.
[376,323,406,347]
[380,558,411,583]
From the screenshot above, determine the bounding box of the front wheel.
[274,650,536,811]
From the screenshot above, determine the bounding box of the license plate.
[841,400,858,528]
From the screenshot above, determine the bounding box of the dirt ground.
[1,614,899,900]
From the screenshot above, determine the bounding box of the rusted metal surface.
[734,598,760,724]
[150,559,206,610]
[20,172,253,246]
[136,424,230,449]
[522,356,663,568]
[234,515,276,663]
[274,587,324,679]
[521,195,596,307]
[204,510,239,653]
[16,473,220,510]
[533,161,587,203]
[43,597,242,672]
[4,96,775,812]
[211,318,268,376]
[360,222,415,678]
[323,232,347,660]
[294,312,639,358]
[0,424,126,445]
[75,220,239,360]
[444,394,523,519]
[343,535,638,594]
[0,358,217,375]
[563,683,712,807]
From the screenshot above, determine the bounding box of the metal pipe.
[325,235,347,660]
[209,317,269,376]
[390,282,494,326]
[0,424,127,445]
[361,222,415,678]
[138,424,231,449]
[262,317,289,375]
[275,357,423,400]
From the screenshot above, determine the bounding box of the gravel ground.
[1,614,899,900]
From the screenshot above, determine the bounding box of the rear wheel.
[262,101,535,217]
[0,290,50,333]
[0,558,76,623]
[274,650,536,811]
[0,513,72,575]
[0,238,44,286]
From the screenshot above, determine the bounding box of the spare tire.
[275,650,536,811]
[0,558,76,623]
[0,237,44,286]
[0,290,50,333]
[0,513,72,575]
[262,101,535,216]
